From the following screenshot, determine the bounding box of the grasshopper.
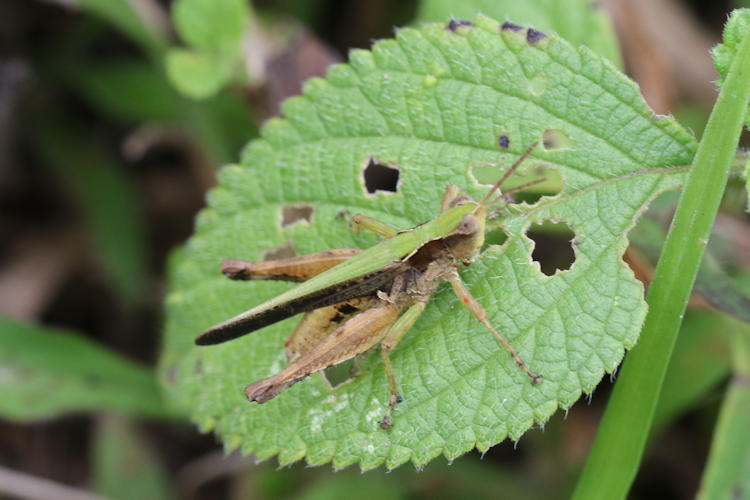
[196,143,544,429]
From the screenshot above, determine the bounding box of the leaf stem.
[572,24,750,500]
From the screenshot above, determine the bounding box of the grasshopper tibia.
[446,271,542,385]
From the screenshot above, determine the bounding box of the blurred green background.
[0,1,748,499]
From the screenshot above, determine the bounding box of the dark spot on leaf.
[363,157,400,195]
[501,21,523,32]
[262,240,297,260]
[542,129,573,151]
[498,134,510,149]
[338,303,359,315]
[527,28,547,43]
[281,204,313,228]
[527,220,576,275]
[446,19,474,32]
[396,395,404,404]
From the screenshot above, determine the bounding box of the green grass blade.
[697,324,750,499]
[573,23,750,500]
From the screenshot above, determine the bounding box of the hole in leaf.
[281,204,313,228]
[484,227,509,247]
[526,220,576,276]
[362,157,400,195]
[471,161,563,205]
[528,74,547,97]
[542,129,573,151]
[323,358,358,388]
[262,240,297,260]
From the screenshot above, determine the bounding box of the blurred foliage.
[32,118,148,303]
[92,416,173,500]
[0,316,178,420]
[166,0,252,99]
[1,0,749,499]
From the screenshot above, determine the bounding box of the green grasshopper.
[197,143,544,429]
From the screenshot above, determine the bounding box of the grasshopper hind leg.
[245,302,402,404]
[378,301,428,429]
[446,270,542,384]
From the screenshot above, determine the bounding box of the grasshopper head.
[445,142,541,264]
[440,185,486,264]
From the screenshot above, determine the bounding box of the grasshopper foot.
[379,394,404,430]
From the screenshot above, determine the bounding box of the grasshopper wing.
[195,262,407,345]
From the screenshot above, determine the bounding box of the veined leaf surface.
[160,17,696,470]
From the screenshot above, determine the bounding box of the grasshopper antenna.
[486,177,548,218]
[487,177,547,207]
[479,141,539,209]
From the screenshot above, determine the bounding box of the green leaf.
[160,17,696,469]
[165,48,232,100]
[92,416,172,500]
[417,0,622,67]
[575,11,750,498]
[171,0,249,54]
[0,316,176,420]
[712,8,750,128]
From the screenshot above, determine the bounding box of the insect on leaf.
[160,17,697,470]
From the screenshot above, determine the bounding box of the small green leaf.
[92,416,172,500]
[0,317,176,420]
[161,17,696,469]
[418,0,622,66]
[171,0,248,54]
[165,49,232,100]
[712,8,750,127]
